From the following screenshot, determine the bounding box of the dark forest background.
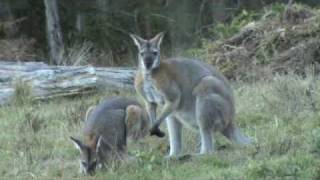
[0,0,319,66]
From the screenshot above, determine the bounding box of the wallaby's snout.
[70,136,100,176]
[141,50,158,70]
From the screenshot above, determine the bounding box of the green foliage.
[209,10,258,40]
[246,154,319,179]
[186,3,320,81]
[311,128,320,155]
[2,0,320,66]
[78,13,135,66]
[262,2,286,19]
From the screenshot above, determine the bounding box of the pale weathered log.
[0,61,135,105]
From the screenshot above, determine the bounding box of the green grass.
[1,74,320,179]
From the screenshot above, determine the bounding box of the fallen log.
[0,61,136,105]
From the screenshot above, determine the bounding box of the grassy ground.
[1,73,320,179]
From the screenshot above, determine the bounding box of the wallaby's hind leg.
[222,123,251,145]
[198,125,214,154]
[166,116,182,156]
[196,103,215,154]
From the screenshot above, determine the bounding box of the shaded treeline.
[0,0,319,65]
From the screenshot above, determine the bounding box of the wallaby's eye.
[140,52,145,56]
[152,51,158,56]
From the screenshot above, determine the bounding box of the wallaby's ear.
[125,105,141,129]
[70,136,84,152]
[150,32,165,49]
[129,34,146,49]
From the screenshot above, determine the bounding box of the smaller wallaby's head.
[130,32,165,72]
[70,136,104,175]
[125,105,150,141]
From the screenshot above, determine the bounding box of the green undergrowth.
[186,3,320,81]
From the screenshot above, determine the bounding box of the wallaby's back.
[150,58,234,110]
[83,97,141,150]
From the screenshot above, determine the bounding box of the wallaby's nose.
[144,56,154,69]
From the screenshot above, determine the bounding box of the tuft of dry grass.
[63,41,94,66]
[10,78,34,106]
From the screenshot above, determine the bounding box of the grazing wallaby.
[70,97,149,175]
[130,32,251,156]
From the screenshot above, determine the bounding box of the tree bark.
[0,61,135,105]
[44,0,64,65]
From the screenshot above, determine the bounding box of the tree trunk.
[44,0,64,65]
[0,61,135,105]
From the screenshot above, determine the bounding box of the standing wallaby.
[130,32,251,156]
[70,97,149,175]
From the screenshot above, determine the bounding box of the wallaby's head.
[70,136,103,175]
[130,32,165,72]
[125,105,150,141]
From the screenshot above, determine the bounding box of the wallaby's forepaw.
[149,126,165,138]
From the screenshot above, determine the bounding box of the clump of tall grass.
[13,107,46,175]
[63,41,94,66]
[63,98,93,128]
[10,78,33,106]
[262,71,318,120]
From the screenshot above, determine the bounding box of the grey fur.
[131,33,251,156]
[70,97,149,175]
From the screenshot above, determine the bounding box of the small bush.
[210,10,258,40]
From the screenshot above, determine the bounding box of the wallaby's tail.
[222,123,252,145]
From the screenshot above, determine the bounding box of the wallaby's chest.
[142,75,164,104]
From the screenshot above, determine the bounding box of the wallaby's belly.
[143,77,164,104]
[174,97,198,130]
[175,109,198,130]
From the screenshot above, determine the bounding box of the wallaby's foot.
[150,126,165,137]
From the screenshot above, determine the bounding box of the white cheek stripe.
[151,57,160,69]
